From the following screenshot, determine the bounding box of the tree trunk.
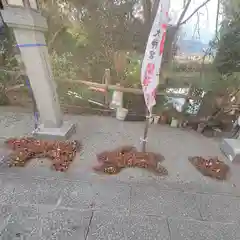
[151,0,160,22]
[162,0,213,71]
[161,26,178,71]
[143,0,152,34]
[141,0,213,76]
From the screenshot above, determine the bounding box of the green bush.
[0,72,9,105]
[50,51,79,81]
[124,57,141,88]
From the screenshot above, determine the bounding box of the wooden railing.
[1,68,203,103]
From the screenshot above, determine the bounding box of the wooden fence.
[1,68,203,114]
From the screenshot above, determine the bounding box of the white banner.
[141,0,170,113]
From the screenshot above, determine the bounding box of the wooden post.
[104,69,111,105]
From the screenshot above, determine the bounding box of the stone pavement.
[0,107,240,239]
[0,169,240,240]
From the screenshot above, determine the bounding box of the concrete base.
[32,122,76,140]
[220,138,240,162]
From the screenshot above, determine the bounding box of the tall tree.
[142,0,213,69]
[214,0,240,74]
[38,0,215,80]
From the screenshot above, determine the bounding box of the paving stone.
[0,204,13,229]
[87,209,131,240]
[60,181,94,210]
[0,173,131,212]
[196,193,240,223]
[39,209,91,240]
[60,178,130,212]
[0,148,11,168]
[0,205,91,240]
[131,185,201,220]
[88,210,170,240]
[0,178,17,204]
[168,217,240,240]
[0,205,42,240]
[0,177,63,206]
[127,215,170,240]
[153,180,240,197]
[90,179,131,213]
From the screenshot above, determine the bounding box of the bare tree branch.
[176,0,192,27]
[205,4,209,23]
[180,0,212,26]
[183,0,187,8]
[48,26,67,50]
[215,0,220,37]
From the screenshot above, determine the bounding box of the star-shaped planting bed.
[189,156,230,180]
[4,137,81,172]
[93,145,168,175]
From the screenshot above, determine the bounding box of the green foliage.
[214,0,240,76]
[39,0,146,80]
[50,51,79,80]
[67,26,88,48]
[0,72,9,105]
[0,25,19,105]
[77,0,145,79]
[125,57,141,87]
[210,0,240,93]
[214,16,240,74]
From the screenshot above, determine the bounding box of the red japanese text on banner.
[141,0,170,113]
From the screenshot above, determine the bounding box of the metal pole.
[141,108,151,152]
[142,118,149,152]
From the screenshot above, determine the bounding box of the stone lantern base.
[33,122,77,141]
[220,138,240,162]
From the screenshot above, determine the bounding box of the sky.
[169,0,219,43]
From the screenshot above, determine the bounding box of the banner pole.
[141,107,152,152]
[142,113,149,152]
[140,0,170,152]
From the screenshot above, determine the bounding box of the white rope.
[146,113,154,124]
[140,137,148,143]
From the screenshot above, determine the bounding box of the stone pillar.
[1,7,76,139]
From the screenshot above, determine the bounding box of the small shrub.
[50,51,79,81]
